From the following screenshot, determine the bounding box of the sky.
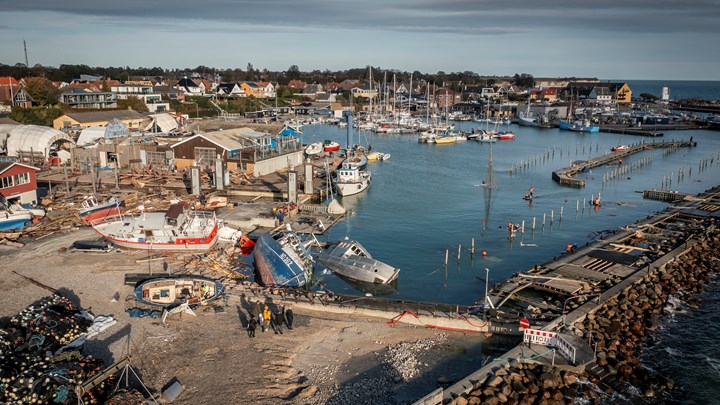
[0,0,719,80]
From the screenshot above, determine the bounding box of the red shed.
[0,162,40,205]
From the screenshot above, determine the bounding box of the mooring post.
[445,249,449,267]
[471,238,475,255]
[532,217,536,230]
[576,200,579,212]
[521,220,525,234]
[560,206,563,220]
[543,213,546,226]
[551,210,554,223]
[457,244,462,261]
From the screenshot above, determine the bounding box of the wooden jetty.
[552,139,697,187]
[599,125,663,137]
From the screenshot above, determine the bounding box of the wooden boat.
[317,239,400,285]
[91,202,221,251]
[134,276,225,308]
[79,195,125,223]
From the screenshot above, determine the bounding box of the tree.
[117,96,149,112]
[246,63,255,81]
[287,65,300,81]
[512,73,535,88]
[639,92,659,102]
[23,77,61,107]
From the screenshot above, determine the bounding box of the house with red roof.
[0,77,20,104]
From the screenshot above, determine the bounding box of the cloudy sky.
[1,0,718,80]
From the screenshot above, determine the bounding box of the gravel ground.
[0,228,512,404]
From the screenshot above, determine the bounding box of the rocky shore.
[450,218,719,404]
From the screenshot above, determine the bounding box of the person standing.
[276,306,286,333]
[263,305,272,333]
[285,306,294,330]
[247,315,257,338]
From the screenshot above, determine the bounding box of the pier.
[552,139,697,187]
[412,186,720,404]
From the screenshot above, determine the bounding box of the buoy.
[482,251,487,257]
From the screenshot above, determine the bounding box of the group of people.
[247,300,294,338]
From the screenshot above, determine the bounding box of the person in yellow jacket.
[262,305,272,333]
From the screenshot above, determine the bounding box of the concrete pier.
[552,139,697,187]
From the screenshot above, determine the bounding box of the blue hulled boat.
[559,119,599,133]
[253,230,314,287]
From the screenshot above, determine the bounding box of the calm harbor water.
[299,122,720,402]
[302,123,720,305]
[612,79,720,102]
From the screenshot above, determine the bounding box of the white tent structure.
[0,124,75,158]
[76,127,107,147]
[144,113,179,134]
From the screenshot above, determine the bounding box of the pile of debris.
[0,295,114,404]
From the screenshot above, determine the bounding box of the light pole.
[484,267,490,320]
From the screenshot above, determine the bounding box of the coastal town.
[1,63,720,405]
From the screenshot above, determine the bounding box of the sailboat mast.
[488,142,493,187]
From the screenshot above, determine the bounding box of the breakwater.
[552,139,697,187]
[422,186,720,404]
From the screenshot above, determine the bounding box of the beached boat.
[304,142,324,156]
[134,276,225,308]
[317,239,400,285]
[252,230,314,287]
[0,209,32,231]
[335,165,371,196]
[79,195,125,223]
[91,202,222,251]
[323,140,341,152]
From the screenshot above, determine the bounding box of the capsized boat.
[252,229,314,287]
[134,276,225,308]
[317,239,400,285]
[79,195,125,223]
[91,202,222,251]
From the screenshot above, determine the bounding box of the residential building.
[176,77,203,96]
[12,88,35,108]
[351,85,378,99]
[257,82,276,98]
[216,82,244,97]
[60,89,117,109]
[0,162,39,205]
[53,110,146,130]
[287,80,308,90]
[240,82,265,98]
[0,77,20,104]
[110,84,169,112]
[434,88,461,108]
[301,84,323,100]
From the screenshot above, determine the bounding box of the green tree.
[639,92,659,102]
[287,65,300,81]
[117,96,149,112]
[10,106,63,126]
[512,73,535,88]
[23,77,61,106]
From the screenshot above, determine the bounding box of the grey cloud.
[2,0,719,36]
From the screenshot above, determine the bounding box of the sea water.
[304,123,720,304]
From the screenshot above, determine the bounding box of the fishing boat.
[335,165,371,196]
[304,142,324,156]
[91,202,222,251]
[134,276,225,308]
[317,238,400,285]
[323,140,341,152]
[78,195,125,223]
[252,229,314,287]
[474,131,497,143]
[0,209,32,231]
[559,119,600,133]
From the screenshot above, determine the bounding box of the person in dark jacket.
[276,306,287,332]
[247,315,257,338]
[285,306,294,330]
[270,309,283,334]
